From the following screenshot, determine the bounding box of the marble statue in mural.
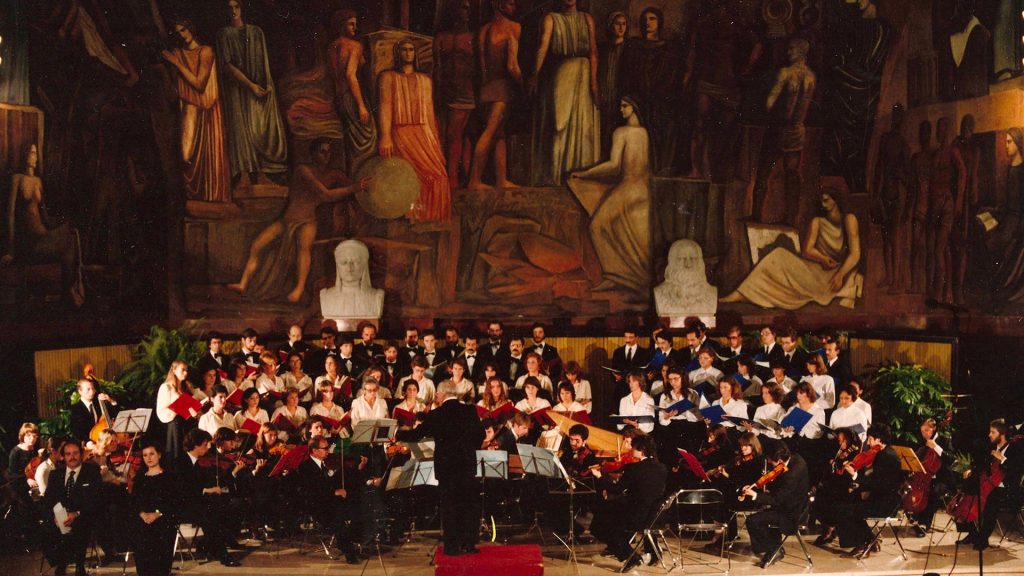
[229,139,368,302]
[722,189,862,310]
[529,0,600,186]
[320,239,384,321]
[569,96,650,301]
[163,18,231,202]
[467,0,522,190]
[1,144,85,307]
[328,9,377,175]
[654,239,717,318]
[216,0,288,185]
[378,38,451,221]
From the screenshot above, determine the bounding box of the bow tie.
[466,354,475,359]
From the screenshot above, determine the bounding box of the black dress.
[131,471,180,576]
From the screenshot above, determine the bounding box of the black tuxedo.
[721,346,751,375]
[231,348,260,366]
[397,398,484,552]
[422,349,447,379]
[381,361,409,390]
[442,344,465,362]
[649,347,685,372]
[296,457,357,552]
[461,353,484,382]
[611,345,652,372]
[354,342,384,363]
[400,344,424,363]
[825,353,853,390]
[530,342,562,380]
[500,354,525,384]
[780,349,808,379]
[196,351,228,377]
[746,453,810,553]
[336,356,367,379]
[834,445,903,548]
[591,457,668,557]
[43,463,102,569]
[479,340,506,365]
[173,453,240,559]
[69,399,119,443]
[493,428,521,455]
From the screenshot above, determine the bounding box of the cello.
[902,419,949,514]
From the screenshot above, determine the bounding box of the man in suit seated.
[397,380,485,555]
[742,442,810,568]
[42,440,101,576]
[69,378,119,447]
[297,435,361,563]
[832,423,904,557]
[493,412,532,455]
[590,434,668,568]
[174,428,242,567]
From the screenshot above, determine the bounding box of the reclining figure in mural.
[228,138,368,302]
[722,188,862,309]
[320,239,384,320]
[2,144,85,307]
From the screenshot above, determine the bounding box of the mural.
[4,0,1024,332]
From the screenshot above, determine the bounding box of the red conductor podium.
[435,544,543,576]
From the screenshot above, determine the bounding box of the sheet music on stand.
[406,440,435,460]
[518,444,562,479]
[892,445,926,474]
[351,418,398,445]
[112,408,152,434]
[476,450,509,479]
[386,458,437,490]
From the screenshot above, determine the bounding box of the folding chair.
[172,523,202,568]
[673,488,727,567]
[761,505,813,569]
[619,489,684,573]
[296,511,339,560]
[858,505,907,560]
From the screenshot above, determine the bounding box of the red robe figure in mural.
[163,19,231,203]
[378,39,451,221]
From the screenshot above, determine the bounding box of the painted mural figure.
[228,139,369,302]
[993,128,1024,303]
[750,37,815,225]
[926,116,966,302]
[378,38,451,221]
[216,0,288,185]
[529,0,600,186]
[909,120,934,294]
[569,96,650,300]
[722,189,862,310]
[622,7,683,177]
[320,239,385,320]
[328,10,378,175]
[2,145,84,307]
[467,0,522,191]
[162,19,232,203]
[952,115,979,305]
[434,0,476,189]
[597,11,627,156]
[872,104,910,293]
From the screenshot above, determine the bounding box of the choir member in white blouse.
[829,387,868,441]
[357,366,392,399]
[448,358,474,402]
[800,355,835,410]
[395,381,428,428]
[689,347,724,390]
[198,385,237,436]
[552,383,586,414]
[191,368,220,405]
[515,353,554,397]
[515,377,552,414]
[398,356,436,407]
[224,360,246,396]
[849,379,873,425]
[617,371,656,433]
[659,366,704,425]
[234,387,270,428]
[281,352,314,404]
[735,356,764,399]
[562,361,593,413]
[766,360,797,393]
[309,381,347,433]
[271,387,309,431]
[712,377,750,424]
[781,382,825,439]
[349,377,389,426]
[751,383,787,438]
[155,360,188,458]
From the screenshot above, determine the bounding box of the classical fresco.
[2,0,1023,330]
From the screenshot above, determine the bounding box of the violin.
[385,443,410,458]
[600,453,636,474]
[839,444,881,475]
[24,455,43,482]
[739,460,788,501]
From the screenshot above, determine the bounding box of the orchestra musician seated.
[493,412,533,455]
[704,432,767,551]
[590,434,667,568]
[559,424,598,477]
[832,422,902,557]
[812,426,861,546]
[741,442,810,568]
[174,428,242,567]
[297,435,361,564]
[42,439,102,576]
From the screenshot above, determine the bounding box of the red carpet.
[435,544,543,576]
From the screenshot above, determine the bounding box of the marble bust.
[320,239,384,321]
[654,239,718,318]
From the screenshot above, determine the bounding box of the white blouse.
[689,367,724,388]
[552,401,586,413]
[515,397,551,414]
[398,376,436,407]
[658,389,702,425]
[783,404,826,439]
[271,405,309,429]
[752,403,787,438]
[829,405,869,440]
[282,372,314,402]
[801,374,835,410]
[713,397,750,425]
[155,383,180,424]
[571,379,593,412]
[515,374,554,394]
[617,392,656,433]
[234,407,269,428]
[349,396,389,426]
[853,397,873,425]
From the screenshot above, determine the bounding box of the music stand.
[892,445,926,474]
[111,409,152,476]
[386,459,437,553]
[476,450,509,540]
[406,440,435,461]
[543,452,592,576]
[352,418,398,446]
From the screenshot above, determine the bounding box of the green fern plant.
[872,362,953,444]
[117,321,206,404]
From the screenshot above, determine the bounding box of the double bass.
[902,443,943,514]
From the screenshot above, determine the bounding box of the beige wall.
[35,345,135,418]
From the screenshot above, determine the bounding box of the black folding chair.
[619,489,685,573]
[858,502,907,560]
[761,505,813,569]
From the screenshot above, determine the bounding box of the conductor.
[397,379,485,555]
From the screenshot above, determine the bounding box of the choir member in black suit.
[420,330,448,380]
[649,328,685,376]
[823,340,853,391]
[753,325,785,381]
[231,327,261,366]
[353,321,384,363]
[442,325,465,360]
[611,327,652,397]
[277,325,311,371]
[530,322,562,380]
[833,423,904,557]
[742,442,810,568]
[479,321,506,365]
[380,340,409,390]
[400,326,425,365]
[682,322,720,370]
[591,434,668,567]
[501,335,526,384]
[336,335,367,380]
[960,419,1024,550]
[42,440,102,576]
[174,429,241,567]
[197,332,228,378]
[305,326,340,379]
[69,378,119,446]
[297,436,361,563]
[461,333,484,383]
[721,325,751,374]
[397,380,485,555]
[131,440,180,576]
[778,327,807,379]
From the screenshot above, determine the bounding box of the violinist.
[130,440,179,576]
[698,424,735,474]
[199,386,238,437]
[297,436,361,564]
[270,387,309,439]
[8,422,39,496]
[958,418,1024,551]
[559,424,598,477]
[590,435,667,568]
[34,437,62,498]
[833,423,902,557]
[70,378,119,447]
[173,428,241,567]
[705,432,766,551]
[481,418,499,450]
[493,412,533,455]
[742,442,809,569]
[234,388,269,431]
[812,427,861,546]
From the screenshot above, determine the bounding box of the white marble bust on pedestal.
[320,239,384,323]
[654,239,718,322]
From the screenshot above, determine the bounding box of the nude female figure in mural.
[228,139,369,302]
[328,9,377,175]
[467,0,522,190]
